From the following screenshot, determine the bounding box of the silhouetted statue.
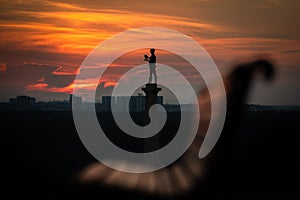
[74,58,275,199]
[144,48,157,84]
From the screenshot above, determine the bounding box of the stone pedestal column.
[142,83,161,113]
[142,83,162,154]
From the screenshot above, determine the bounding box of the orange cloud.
[37,77,45,82]
[1,0,299,80]
[43,0,89,11]
[52,66,80,75]
[201,37,300,68]
[26,82,74,94]
[0,7,225,62]
[26,83,49,91]
[104,81,118,87]
[0,63,6,71]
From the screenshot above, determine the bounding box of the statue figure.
[144,48,157,84]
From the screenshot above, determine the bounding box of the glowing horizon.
[0,0,299,104]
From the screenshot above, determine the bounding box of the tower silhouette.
[142,83,162,153]
[142,83,161,113]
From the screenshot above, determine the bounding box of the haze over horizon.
[0,0,299,105]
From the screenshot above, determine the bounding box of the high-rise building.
[102,95,163,112]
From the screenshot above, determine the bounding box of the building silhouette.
[102,95,163,112]
[9,95,36,110]
[69,94,82,105]
[2,94,202,112]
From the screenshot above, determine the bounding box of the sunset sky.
[0,0,299,104]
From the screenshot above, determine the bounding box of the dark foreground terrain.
[4,110,300,199]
